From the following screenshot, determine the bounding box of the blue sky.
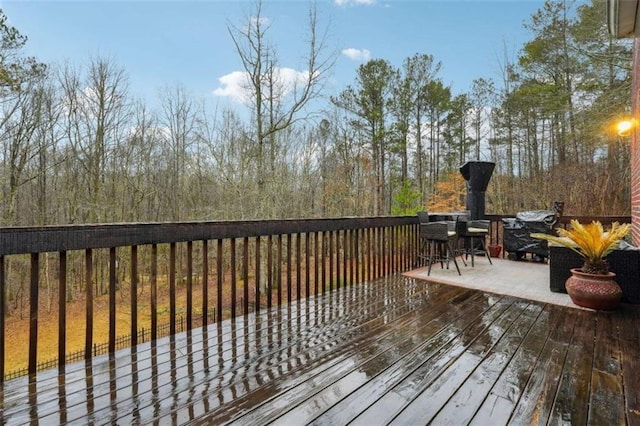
[3,0,553,111]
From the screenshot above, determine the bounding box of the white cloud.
[250,16,270,27]
[341,48,371,61]
[213,71,250,103]
[334,0,375,6]
[213,67,311,105]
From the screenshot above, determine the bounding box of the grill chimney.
[459,161,495,220]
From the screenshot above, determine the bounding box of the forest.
[0,0,633,228]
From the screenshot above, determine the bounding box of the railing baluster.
[401,225,404,271]
[405,225,410,270]
[151,244,158,341]
[216,239,223,323]
[343,229,349,287]
[169,243,176,335]
[230,238,237,319]
[277,235,282,307]
[243,237,249,315]
[384,227,389,276]
[267,235,273,310]
[305,232,310,298]
[313,232,319,295]
[187,241,193,330]
[202,240,208,326]
[397,226,401,272]
[380,227,385,276]
[372,228,378,279]
[409,224,413,269]
[390,226,396,273]
[328,231,334,292]
[391,226,395,273]
[130,246,138,346]
[296,233,301,300]
[370,228,376,280]
[0,255,4,383]
[336,230,341,289]
[85,249,93,360]
[58,251,66,371]
[377,227,382,278]
[396,226,402,271]
[355,229,360,284]
[415,223,419,266]
[413,223,417,267]
[255,236,261,312]
[321,231,327,294]
[347,229,356,285]
[366,227,371,282]
[404,225,408,268]
[109,247,116,354]
[395,226,400,271]
[379,227,384,278]
[372,227,377,279]
[385,226,390,275]
[28,253,39,381]
[286,234,292,304]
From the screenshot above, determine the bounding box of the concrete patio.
[404,257,583,309]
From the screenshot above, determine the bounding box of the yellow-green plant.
[532,220,631,274]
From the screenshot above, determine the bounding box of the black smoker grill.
[502,210,557,261]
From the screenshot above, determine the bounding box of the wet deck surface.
[2,274,640,425]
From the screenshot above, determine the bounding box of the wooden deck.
[2,274,639,425]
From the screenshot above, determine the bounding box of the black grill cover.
[502,210,557,257]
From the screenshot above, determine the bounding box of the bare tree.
[227,0,336,193]
[158,85,198,221]
[114,99,162,221]
[58,56,130,223]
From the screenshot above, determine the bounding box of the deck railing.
[0,217,419,383]
[0,213,631,385]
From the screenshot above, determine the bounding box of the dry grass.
[3,258,346,375]
[4,274,242,374]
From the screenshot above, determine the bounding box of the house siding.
[632,38,640,245]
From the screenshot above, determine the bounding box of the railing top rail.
[2,213,630,256]
[0,216,418,255]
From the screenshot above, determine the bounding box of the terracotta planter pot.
[565,268,622,310]
[487,244,502,258]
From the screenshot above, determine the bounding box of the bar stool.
[456,217,492,267]
[418,221,461,276]
[416,211,430,262]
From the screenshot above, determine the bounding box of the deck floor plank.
[469,303,564,425]
[347,295,517,426]
[619,306,640,426]
[99,278,446,424]
[589,312,625,425]
[430,302,545,425]
[190,283,472,425]
[1,273,639,425]
[548,310,596,425]
[387,300,533,425]
[267,292,492,425]
[507,306,578,424]
[304,292,495,426]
